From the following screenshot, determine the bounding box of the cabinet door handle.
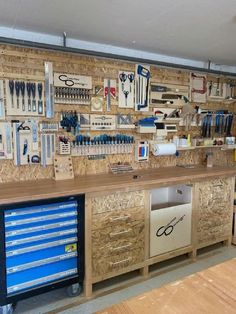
[109,257,132,267]
[109,228,132,238]
[110,243,132,253]
[109,214,131,223]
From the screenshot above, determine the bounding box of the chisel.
[206,115,212,137]
[38,83,43,114]
[202,115,207,137]
[9,80,14,108]
[15,81,20,109]
[216,77,220,96]
[31,82,36,112]
[26,82,32,111]
[20,81,25,111]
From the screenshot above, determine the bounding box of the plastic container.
[206,152,213,167]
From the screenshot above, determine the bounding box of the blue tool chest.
[0,195,84,306]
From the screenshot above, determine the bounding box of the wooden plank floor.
[96,258,236,314]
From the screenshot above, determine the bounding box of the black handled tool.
[206,114,212,138]
[15,81,21,109]
[38,83,43,114]
[215,114,220,133]
[202,114,212,138]
[26,82,31,111]
[119,72,127,91]
[9,80,14,108]
[220,114,224,135]
[128,73,134,92]
[31,82,36,112]
[225,114,233,136]
[20,81,25,111]
[123,90,129,106]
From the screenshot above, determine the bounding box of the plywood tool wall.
[0,44,235,183]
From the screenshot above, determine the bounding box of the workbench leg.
[189,249,197,262]
[140,265,149,278]
[84,281,93,298]
[223,237,232,247]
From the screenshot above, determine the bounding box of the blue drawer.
[0,197,84,303]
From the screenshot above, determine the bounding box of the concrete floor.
[14,244,236,314]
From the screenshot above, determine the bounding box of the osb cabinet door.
[195,177,234,245]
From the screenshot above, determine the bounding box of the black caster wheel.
[66,283,82,297]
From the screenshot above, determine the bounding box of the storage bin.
[150,185,192,257]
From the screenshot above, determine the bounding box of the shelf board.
[177,146,195,151]
[177,145,236,151]
[220,145,236,150]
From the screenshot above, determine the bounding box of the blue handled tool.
[136,65,150,110]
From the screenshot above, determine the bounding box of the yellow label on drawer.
[65,243,77,253]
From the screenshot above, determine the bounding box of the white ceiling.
[0,0,236,65]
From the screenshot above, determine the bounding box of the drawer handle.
[109,228,132,238]
[109,214,131,223]
[109,257,132,267]
[110,243,132,253]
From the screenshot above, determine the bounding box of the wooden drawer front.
[197,178,233,244]
[92,248,144,277]
[91,190,146,214]
[92,229,145,259]
[92,219,145,245]
[92,206,145,230]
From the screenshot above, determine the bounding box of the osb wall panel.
[196,178,233,244]
[0,44,235,183]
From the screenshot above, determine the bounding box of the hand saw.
[137,65,150,110]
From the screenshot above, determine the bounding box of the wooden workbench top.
[0,166,235,205]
